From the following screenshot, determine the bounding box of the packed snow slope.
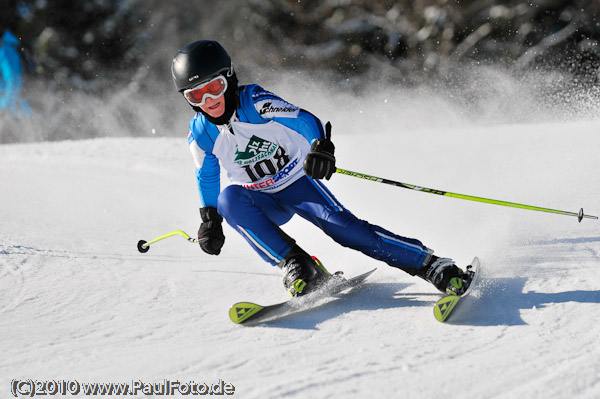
[1,87,599,398]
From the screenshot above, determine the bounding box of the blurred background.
[0,0,599,143]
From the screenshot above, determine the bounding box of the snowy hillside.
[1,99,599,397]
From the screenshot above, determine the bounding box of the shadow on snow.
[257,282,416,330]
[447,277,600,326]
[256,277,600,329]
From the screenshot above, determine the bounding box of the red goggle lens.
[184,76,227,105]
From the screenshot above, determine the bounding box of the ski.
[433,257,481,322]
[229,268,376,325]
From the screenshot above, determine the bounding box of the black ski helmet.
[171,40,239,124]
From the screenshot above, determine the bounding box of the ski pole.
[137,230,198,253]
[335,168,598,223]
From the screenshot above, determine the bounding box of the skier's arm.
[249,86,335,179]
[188,130,225,255]
[195,155,221,207]
[279,107,326,144]
[188,131,220,208]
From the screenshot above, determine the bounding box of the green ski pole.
[137,230,198,253]
[335,168,598,223]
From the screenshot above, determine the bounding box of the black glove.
[303,121,336,180]
[198,207,225,255]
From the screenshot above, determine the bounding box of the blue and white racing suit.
[187,84,431,271]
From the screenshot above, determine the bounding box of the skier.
[0,30,31,116]
[171,40,472,297]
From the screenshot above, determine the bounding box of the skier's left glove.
[198,207,225,256]
[303,121,336,180]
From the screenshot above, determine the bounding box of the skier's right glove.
[198,207,225,256]
[303,121,336,180]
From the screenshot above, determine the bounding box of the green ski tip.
[434,295,461,322]
[229,302,264,324]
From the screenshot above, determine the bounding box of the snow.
[1,87,600,398]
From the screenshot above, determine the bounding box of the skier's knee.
[217,185,246,219]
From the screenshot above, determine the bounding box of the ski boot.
[278,246,334,297]
[423,256,474,296]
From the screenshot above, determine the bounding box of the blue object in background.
[0,30,32,116]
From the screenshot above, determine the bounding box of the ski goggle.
[183,75,228,106]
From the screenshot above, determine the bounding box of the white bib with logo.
[212,120,310,192]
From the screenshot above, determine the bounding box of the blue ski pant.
[217,176,431,271]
